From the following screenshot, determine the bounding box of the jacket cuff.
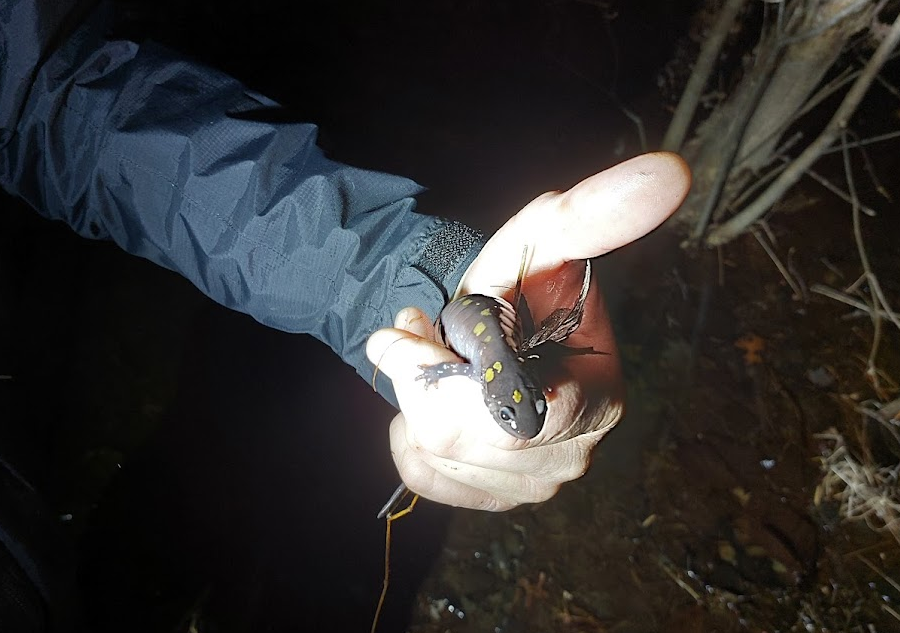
[412,219,485,303]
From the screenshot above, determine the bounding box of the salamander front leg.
[416,362,477,387]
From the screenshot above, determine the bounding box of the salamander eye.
[498,406,515,422]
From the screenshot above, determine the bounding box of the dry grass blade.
[817,431,900,545]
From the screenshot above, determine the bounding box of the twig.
[848,128,893,203]
[739,47,900,173]
[735,65,857,170]
[781,0,873,46]
[845,271,868,295]
[787,246,809,302]
[545,53,647,153]
[689,42,782,241]
[877,397,900,421]
[856,402,900,447]
[821,129,900,154]
[751,226,805,300]
[728,157,790,211]
[839,136,900,332]
[706,11,900,246]
[811,284,895,318]
[873,70,900,97]
[371,493,419,633]
[799,161,878,217]
[662,0,750,152]
[758,218,778,246]
[865,47,900,99]
[855,554,900,595]
[658,558,702,602]
[618,103,648,154]
[841,129,884,396]
[842,538,899,560]
[819,257,844,279]
[863,269,900,331]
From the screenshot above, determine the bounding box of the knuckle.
[399,460,437,497]
[410,425,463,461]
[561,455,589,482]
[516,477,560,505]
[477,495,519,512]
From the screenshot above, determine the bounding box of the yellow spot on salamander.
[513,389,523,403]
[461,298,473,306]
[484,368,495,383]
[492,361,503,372]
[473,322,486,337]
[483,335,492,343]
[480,308,491,316]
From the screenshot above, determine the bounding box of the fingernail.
[395,308,410,329]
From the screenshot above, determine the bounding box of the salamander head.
[482,359,546,439]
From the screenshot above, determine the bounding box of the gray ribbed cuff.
[413,219,485,301]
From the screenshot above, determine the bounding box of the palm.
[366,152,691,510]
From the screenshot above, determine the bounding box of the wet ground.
[2,1,899,632]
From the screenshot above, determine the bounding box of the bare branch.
[782,0,873,45]
[811,284,900,322]
[735,64,857,171]
[545,53,647,153]
[841,129,884,394]
[751,227,805,300]
[800,161,878,216]
[706,11,900,246]
[688,46,782,241]
[662,0,750,152]
[819,128,900,153]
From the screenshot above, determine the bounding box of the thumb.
[366,324,460,386]
[476,152,690,283]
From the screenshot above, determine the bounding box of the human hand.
[366,152,690,511]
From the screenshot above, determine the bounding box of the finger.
[461,152,690,292]
[390,413,544,511]
[390,392,592,486]
[421,437,589,484]
[393,306,435,340]
[367,326,517,451]
[511,152,689,265]
[366,327,458,384]
[367,327,504,456]
[544,151,691,258]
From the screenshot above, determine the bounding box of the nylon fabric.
[0,1,485,402]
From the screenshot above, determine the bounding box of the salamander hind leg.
[416,362,477,388]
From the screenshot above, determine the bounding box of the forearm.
[0,1,484,401]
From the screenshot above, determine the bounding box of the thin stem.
[707,11,900,246]
[662,0,750,152]
[751,227,804,299]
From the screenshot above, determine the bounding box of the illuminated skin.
[366,152,692,512]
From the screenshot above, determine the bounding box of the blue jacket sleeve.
[0,1,485,405]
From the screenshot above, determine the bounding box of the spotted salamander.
[418,256,596,440]
[375,255,597,518]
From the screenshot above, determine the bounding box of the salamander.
[418,256,596,440]
[375,255,597,519]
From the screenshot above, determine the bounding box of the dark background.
[0,1,699,630]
